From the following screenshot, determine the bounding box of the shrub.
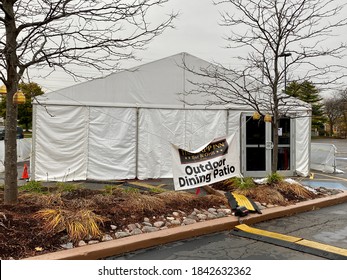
[231,177,256,190]
[55,182,81,193]
[103,185,122,195]
[267,172,283,185]
[19,181,46,193]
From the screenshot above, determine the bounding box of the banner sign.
[171,133,241,191]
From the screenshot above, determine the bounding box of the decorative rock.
[217,208,232,215]
[144,217,150,223]
[207,213,217,219]
[61,242,74,249]
[197,214,207,220]
[194,208,202,214]
[142,222,152,227]
[160,226,169,230]
[135,223,142,228]
[166,216,175,221]
[172,211,180,217]
[102,234,113,242]
[88,240,100,245]
[178,210,187,216]
[142,226,159,233]
[131,228,143,235]
[190,211,197,216]
[208,208,217,213]
[153,221,165,228]
[78,240,87,247]
[115,231,131,239]
[170,219,181,225]
[187,214,198,220]
[110,225,117,230]
[216,212,226,218]
[127,224,138,231]
[183,218,196,225]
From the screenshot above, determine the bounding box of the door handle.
[266,141,274,150]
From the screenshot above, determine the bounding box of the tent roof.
[36,52,224,109]
[36,52,310,112]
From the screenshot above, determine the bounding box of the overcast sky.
[32,0,347,96]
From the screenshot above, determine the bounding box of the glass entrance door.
[242,114,293,177]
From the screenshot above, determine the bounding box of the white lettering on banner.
[171,133,241,191]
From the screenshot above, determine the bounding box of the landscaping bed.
[0,177,341,260]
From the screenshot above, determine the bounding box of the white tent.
[32,53,311,181]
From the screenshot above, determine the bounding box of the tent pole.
[135,107,139,179]
[31,104,37,181]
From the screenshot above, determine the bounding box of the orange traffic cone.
[21,163,29,180]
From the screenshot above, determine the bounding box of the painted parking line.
[231,224,347,260]
[314,173,347,182]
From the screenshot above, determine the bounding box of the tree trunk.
[271,114,279,173]
[3,2,19,204]
[4,87,18,204]
[329,122,334,137]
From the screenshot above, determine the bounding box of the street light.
[278,52,291,93]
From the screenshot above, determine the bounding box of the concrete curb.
[25,191,347,260]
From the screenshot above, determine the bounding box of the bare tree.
[336,88,347,138]
[184,0,347,172]
[324,97,344,136]
[0,0,176,204]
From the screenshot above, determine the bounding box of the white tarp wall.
[138,109,228,179]
[295,115,310,177]
[311,143,337,173]
[33,105,137,181]
[32,105,310,181]
[87,107,136,180]
[0,138,32,173]
[33,105,89,181]
[33,106,228,181]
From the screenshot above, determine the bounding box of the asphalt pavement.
[107,138,347,260]
[108,198,347,260]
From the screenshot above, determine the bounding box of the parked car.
[0,126,24,140]
[17,126,24,139]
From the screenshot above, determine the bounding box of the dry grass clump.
[273,182,317,201]
[121,194,166,213]
[211,178,238,192]
[156,191,197,206]
[18,192,64,208]
[157,191,228,210]
[234,185,288,206]
[34,209,105,241]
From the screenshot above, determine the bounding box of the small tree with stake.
[0,0,176,204]
[184,0,347,173]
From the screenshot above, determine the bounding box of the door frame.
[241,113,295,177]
